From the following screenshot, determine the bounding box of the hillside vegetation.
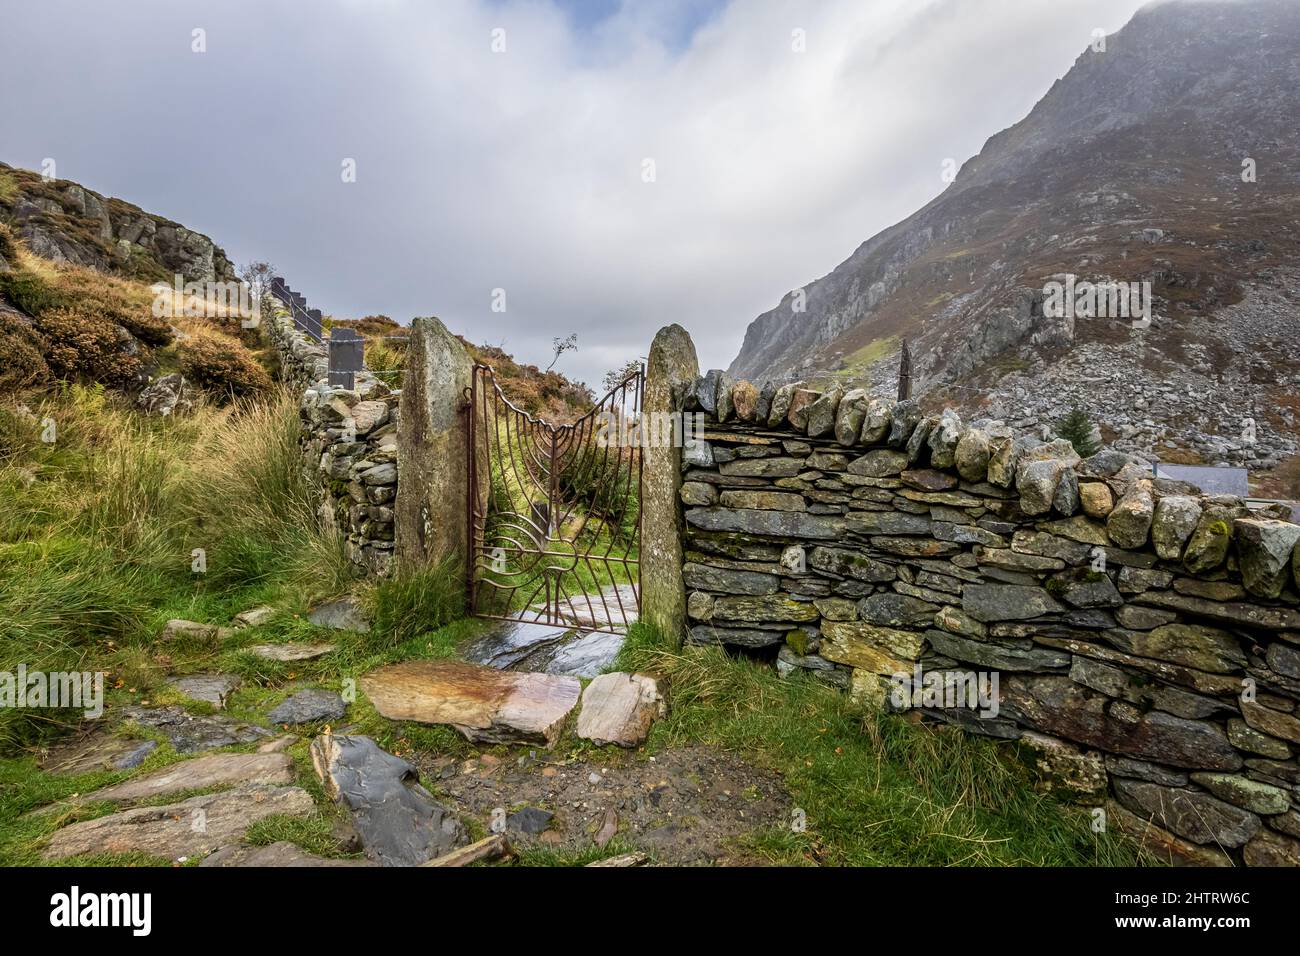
[0,224,271,402]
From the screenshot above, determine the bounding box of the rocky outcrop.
[0,162,235,282]
[677,374,1300,865]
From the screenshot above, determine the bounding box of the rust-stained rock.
[360,660,580,746]
[575,672,667,747]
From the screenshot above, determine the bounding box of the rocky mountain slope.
[728,0,1300,474]
[0,161,234,283]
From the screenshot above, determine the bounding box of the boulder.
[1243,829,1300,867]
[350,400,388,436]
[714,372,736,422]
[1017,459,1066,516]
[575,673,667,747]
[1003,675,1242,771]
[847,448,909,478]
[683,561,779,595]
[137,373,193,416]
[1187,773,1291,815]
[1183,498,1247,573]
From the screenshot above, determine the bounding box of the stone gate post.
[395,316,475,576]
[641,324,699,645]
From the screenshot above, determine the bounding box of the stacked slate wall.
[264,301,399,576]
[677,372,1300,867]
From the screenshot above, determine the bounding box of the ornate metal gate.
[466,363,643,633]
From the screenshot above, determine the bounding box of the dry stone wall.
[677,373,1300,866]
[265,302,398,576]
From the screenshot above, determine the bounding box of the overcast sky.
[0,0,1152,389]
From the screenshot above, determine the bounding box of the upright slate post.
[897,338,912,402]
[329,328,365,389]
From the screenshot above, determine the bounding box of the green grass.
[615,623,1146,867]
[0,386,354,750]
[0,170,19,205]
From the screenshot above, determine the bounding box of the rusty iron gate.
[466,363,644,633]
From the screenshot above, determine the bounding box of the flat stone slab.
[531,583,639,631]
[168,674,241,708]
[200,841,374,867]
[247,642,336,662]
[361,660,581,747]
[310,734,466,866]
[77,753,294,804]
[268,689,347,724]
[161,619,236,642]
[122,705,271,753]
[39,732,157,776]
[548,630,625,678]
[43,785,315,861]
[462,621,622,678]
[232,605,276,628]
[576,672,667,748]
[308,596,372,633]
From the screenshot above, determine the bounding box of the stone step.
[43,786,315,861]
[462,620,622,678]
[201,841,374,867]
[74,753,295,805]
[361,660,581,747]
[310,734,466,866]
[121,705,272,753]
[247,642,336,661]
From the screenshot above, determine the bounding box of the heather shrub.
[179,329,272,401]
[0,312,50,392]
[32,306,142,386]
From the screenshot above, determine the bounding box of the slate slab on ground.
[361,659,581,747]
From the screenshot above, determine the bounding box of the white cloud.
[0,0,1148,388]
